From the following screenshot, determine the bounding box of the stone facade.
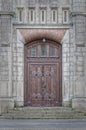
[0,0,86,112]
[71,0,86,109]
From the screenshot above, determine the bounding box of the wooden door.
[24,40,62,106]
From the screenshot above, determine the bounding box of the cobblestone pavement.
[0,119,86,130]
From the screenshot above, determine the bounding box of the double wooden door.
[24,40,62,106]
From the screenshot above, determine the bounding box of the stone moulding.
[0,11,15,16]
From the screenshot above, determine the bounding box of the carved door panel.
[28,64,60,106]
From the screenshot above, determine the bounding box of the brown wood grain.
[24,39,62,106]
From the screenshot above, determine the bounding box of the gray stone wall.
[0,0,13,12]
[0,15,11,97]
[13,0,70,25]
[0,0,14,111]
[71,0,86,109]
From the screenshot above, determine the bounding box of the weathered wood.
[24,40,62,106]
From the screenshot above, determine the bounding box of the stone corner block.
[0,98,14,114]
[72,98,86,110]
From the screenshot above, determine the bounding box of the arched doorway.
[24,39,62,106]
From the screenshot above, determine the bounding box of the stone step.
[0,107,86,119]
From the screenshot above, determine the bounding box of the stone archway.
[14,28,70,107]
[19,28,66,106]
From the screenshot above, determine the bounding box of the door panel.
[24,40,62,106]
[28,64,60,106]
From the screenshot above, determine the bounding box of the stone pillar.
[0,0,14,113]
[62,30,70,106]
[12,29,25,107]
[71,0,86,109]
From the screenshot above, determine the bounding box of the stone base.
[14,101,24,107]
[62,100,72,107]
[0,98,14,114]
[72,98,86,110]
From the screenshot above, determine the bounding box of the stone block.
[75,79,85,97]
[0,82,8,96]
[14,100,24,107]
[72,98,86,110]
[76,66,84,72]
[63,100,72,107]
[0,98,14,114]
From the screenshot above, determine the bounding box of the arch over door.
[24,39,62,106]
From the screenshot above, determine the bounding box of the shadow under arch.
[20,28,66,45]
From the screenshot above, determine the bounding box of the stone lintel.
[71,12,86,16]
[0,11,15,16]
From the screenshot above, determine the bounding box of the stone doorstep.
[1,106,86,119]
[0,128,86,130]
